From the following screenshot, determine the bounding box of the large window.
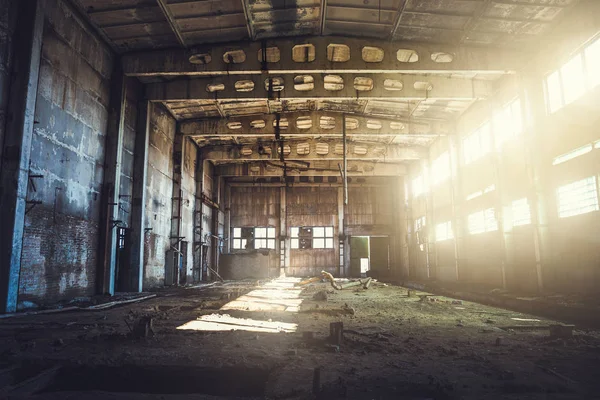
[431,152,450,185]
[232,227,276,250]
[545,36,600,113]
[463,122,491,164]
[511,198,532,227]
[291,226,334,249]
[412,174,428,197]
[493,98,523,148]
[552,144,593,166]
[557,177,599,218]
[468,208,498,235]
[435,221,453,242]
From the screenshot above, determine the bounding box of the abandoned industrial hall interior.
[3,0,600,398]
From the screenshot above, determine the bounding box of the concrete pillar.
[448,133,466,281]
[224,183,231,254]
[520,72,552,292]
[280,186,288,276]
[423,158,434,279]
[337,186,345,277]
[97,71,128,296]
[0,0,44,313]
[129,101,151,292]
[395,175,409,279]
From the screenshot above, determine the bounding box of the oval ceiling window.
[264,77,284,92]
[334,143,344,155]
[250,120,266,129]
[297,116,313,130]
[294,75,314,91]
[223,50,246,64]
[390,121,405,130]
[316,142,329,155]
[258,47,281,63]
[384,79,403,91]
[273,118,289,129]
[281,145,291,155]
[235,80,255,92]
[327,44,350,62]
[320,116,336,130]
[431,52,453,63]
[240,147,253,156]
[345,118,359,130]
[292,44,316,63]
[324,75,344,91]
[414,81,433,91]
[227,121,242,130]
[189,53,211,65]
[354,77,373,91]
[362,46,384,63]
[353,145,368,155]
[297,142,310,155]
[396,49,419,63]
[206,83,225,92]
[367,120,382,130]
[372,146,386,155]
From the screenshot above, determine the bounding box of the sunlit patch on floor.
[176,277,303,332]
[176,313,297,333]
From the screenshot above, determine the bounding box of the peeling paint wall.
[143,103,175,288]
[0,0,17,168]
[180,137,197,282]
[18,0,113,307]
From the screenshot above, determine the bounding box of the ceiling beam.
[240,0,255,40]
[121,36,524,77]
[155,0,187,48]
[200,139,427,162]
[180,112,450,137]
[216,161,406,176]
[147,74,493,102]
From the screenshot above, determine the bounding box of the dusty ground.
[1,277,600,399]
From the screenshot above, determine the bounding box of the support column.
[98,71,128,296]
[129,101,151,292]
[337,186,345,277]
[280,186,288,276]
[0,0,44,313]
[448,133,466,282]
[224,183,231,254]
[423,158,434,280]
[396,175,409,279]
[520,72,552,292]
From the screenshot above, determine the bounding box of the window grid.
[512,198,532,227]
[291,226,334,249]
[431,152,450,186]
[435,221,453,242]
[552,144,593,166]
[232,227,276,250]
[463,122,491,164]
[468,208,498,235]
[494,98,523,148]
[557,177,599,218]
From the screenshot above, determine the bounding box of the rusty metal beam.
[147,74,493,102]
[156,0,187,48]
[180,112,450,137]
[122,36,524,76]
[216,161,406,176]
[200,139,427,162]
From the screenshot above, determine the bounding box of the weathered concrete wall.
[220,251,279,280]
[180,137,197,282]
[0,0,17,167]
[18,1,113,308]
[143,104,175,288]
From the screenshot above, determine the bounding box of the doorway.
[349,236,390,278]
[115,227,131,292]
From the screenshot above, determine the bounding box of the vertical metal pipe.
[343,115,348,205]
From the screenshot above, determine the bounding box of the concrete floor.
[1,277,599,399]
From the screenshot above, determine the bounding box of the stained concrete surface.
[1,278,599,399]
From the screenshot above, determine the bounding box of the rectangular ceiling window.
[232,227,276,250]
[494,98,523,148]
[431,152,450,186]
[291,226,334,249]
[435,221,453,242]
[552,144,593,166]
[585,36,600,88]
[561,53,586,105]
[557,176,599,218]
[511,198,532,226]
[463,122,491,164]
[468,208,498,235]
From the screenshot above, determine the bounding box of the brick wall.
[18,0,113,308]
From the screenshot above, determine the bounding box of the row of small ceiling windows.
[237,142,384,157]
[207,76,431,94]
[424,175,599,242]
[227,116,406,131]
[189,45,453,65]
